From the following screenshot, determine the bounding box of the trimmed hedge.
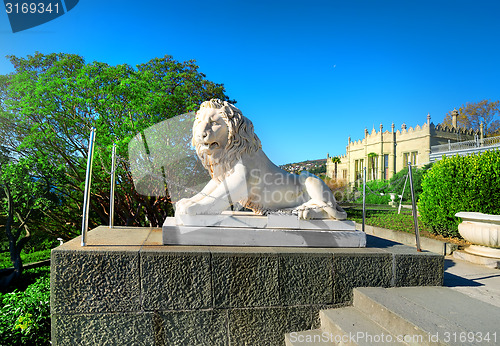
[418,151,500,237]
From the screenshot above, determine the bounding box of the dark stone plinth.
[51,226,444,345]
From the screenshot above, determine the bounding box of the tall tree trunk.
[1,184,30,289]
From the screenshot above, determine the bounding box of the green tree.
[330,156,341,179]
[0,52,232,239]
[0,157,63,287]
[0,75,13,162]
[441,100,500,136]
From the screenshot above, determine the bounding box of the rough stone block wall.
[51,227,444,345]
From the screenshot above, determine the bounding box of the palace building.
[326,110,481,186]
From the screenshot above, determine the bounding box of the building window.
[355,159,364,182]
[343,169,347,180]
[384,154,389,180]
[368,154,378,180]
[403,151,418,167]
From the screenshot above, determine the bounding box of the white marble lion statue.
[175,99,347,220]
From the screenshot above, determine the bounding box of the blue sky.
[1,0,499,165]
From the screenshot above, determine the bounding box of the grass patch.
[346,207,432,234]
[0,249,51,270]
[346,206,468,246]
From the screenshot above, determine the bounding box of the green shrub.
[23,233,59,253]
[353,164,431,205]
[418,151,500,237]
[0,267,50,345]
[355,180,391,204]
[388,163,431,203]
[0,254,10,270]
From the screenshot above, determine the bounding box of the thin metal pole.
[362,167,366,232]
[109,143,117,228]
[398,172,409,214]
[408,162,421,251]
[81,127,96,247]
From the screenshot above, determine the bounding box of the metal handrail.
[81,128,96,246]
[109,143,117,228]
[408,162,421,252]
[362,167,366,233]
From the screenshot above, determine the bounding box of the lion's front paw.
[175,198,195,215]
[183,203,208,215]
[296,200,329,220]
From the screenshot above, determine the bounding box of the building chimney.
[452,108,458,129]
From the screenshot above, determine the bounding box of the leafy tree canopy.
[441,99,500,136]
[0,52,233,239]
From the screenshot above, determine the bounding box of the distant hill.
[279,159,327,175]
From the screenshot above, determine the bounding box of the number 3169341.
[5,2,60,14]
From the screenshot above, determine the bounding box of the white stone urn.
[455,212,500,259]
[388,193,396,207]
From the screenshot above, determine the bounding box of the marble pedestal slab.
[163,212,366,247]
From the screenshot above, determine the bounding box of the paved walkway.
[444,255,500,308]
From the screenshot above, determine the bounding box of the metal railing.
[431,134,500,154]
[407,163,421,252]
[483,135,500,147]
[80,128,422,251]
[81,128,96,247]
[81,129,118,246]
[109,144,117,228]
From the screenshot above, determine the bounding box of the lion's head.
[193,99,261,181]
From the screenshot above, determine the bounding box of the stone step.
[319,307,405,345]
[284,306,406,346]
[286,287,500,346]
[353,287,500,346]
[285,329,334,346]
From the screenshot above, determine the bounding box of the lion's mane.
[194,99,262,182]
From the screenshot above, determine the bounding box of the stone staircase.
[286,286,500,345]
